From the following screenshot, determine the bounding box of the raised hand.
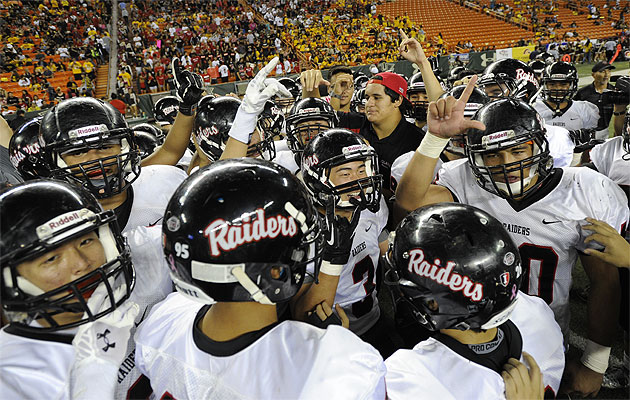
[399,29,428,65]
[241,56,292,115]
[427,75,486,138]
[172,58,204,116]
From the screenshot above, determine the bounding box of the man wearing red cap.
[301,69,425,194]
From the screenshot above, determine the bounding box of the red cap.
[368,72,408,100]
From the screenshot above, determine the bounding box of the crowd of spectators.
[0,0,111,115]
[113,0,301,96]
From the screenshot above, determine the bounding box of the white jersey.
[0,226,173,400]
[389,126,573,192]
[135,293,386,400]
[436,159,629,334]
[274,150,300,174]
[385,292,565,399]
[534,100,600,132]
[390,151,445,192]
[307,197,389,335]
[124,164,187,233]
[545,124,574,168]
[590,136,630,186]
[176,148,195,170]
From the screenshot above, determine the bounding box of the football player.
[532,62,602,147]
[0,179,172,399]
[38,97,187,233]
[394,79,629,396]
[384,203,564,398]
[134,158,387,399]
[297,128,394,355]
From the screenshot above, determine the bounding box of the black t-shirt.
[574,83,615,132]
[337,112,424,190]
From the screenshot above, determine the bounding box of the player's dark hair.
[329,66,353,80]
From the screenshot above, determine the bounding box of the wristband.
[417,132,450,158]
[580,339,611,374]
[178,101,197,116]
[320,261,343,276]
[228,106,258,144]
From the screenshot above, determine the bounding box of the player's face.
[483,82,509,98]
[592,69,611,85]
[328,160,368,203]
[17,232,105,294]
[331,73,354,107]
[296,119,330,146]
[409,91,428,103]
[545,81,571,92]
[482,143,535,186]
[365,84,400,123]
[61,142,122,180]
[17,232,106,324]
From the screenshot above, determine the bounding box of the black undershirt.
[434,320,523,374]
[507,168,563,212]
[192,305,280,357]
[113,186,134,231]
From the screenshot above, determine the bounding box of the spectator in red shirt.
[109,93,127,115]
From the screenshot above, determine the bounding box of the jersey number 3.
[519,243,559,304]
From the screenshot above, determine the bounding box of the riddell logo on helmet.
[298,107,319,114]
[407,248,484,301]
[68,124,107,139]
[204,208,298,256]
[36,209,92,239]
[481,130,515,146]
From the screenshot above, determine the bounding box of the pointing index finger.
[458,75,478,104]
[399,29,409,41]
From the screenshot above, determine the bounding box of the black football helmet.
[407,72,429,121]
[447,67,474,87]
[440,85,490,157]
[466,99,554,201]
[193,95,239,162]
[154,95,180,126]
[285,97,338,161]
[275,77,300,111]
[249,100,283,160]
[528,59,546,84]
[133,130,160,160]
[9,117,51,180]
[132,122,166,145]
[387,202,522,331]
[0,180,134,332]
[541,61,578,106]
[478,59,540,101]
[39,97,141,199]
[354,74,370,90]
[351,87,367,114]
[162,158,323,304]
[536,51,556,65]
[301,128,382,213]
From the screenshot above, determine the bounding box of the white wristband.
[417,132,450,158]
[320,261,343,276]
[580,339,611,374]
[228,106,258,144]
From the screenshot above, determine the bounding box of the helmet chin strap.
[230,266,275,305]
[481,296,519,330]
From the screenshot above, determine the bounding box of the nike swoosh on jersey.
[542,219,562,224]
[365,223,372,232]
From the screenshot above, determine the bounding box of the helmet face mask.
[1,180,135,333]
[40,98,141,199]
[623,111,630,157]
[163,158,323,305]
[302,129,382,213]
[541,62,578,108]
[286,98,338,160]
[389,203,522,332]
[466,99,554,201]
[248,101,283,161]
